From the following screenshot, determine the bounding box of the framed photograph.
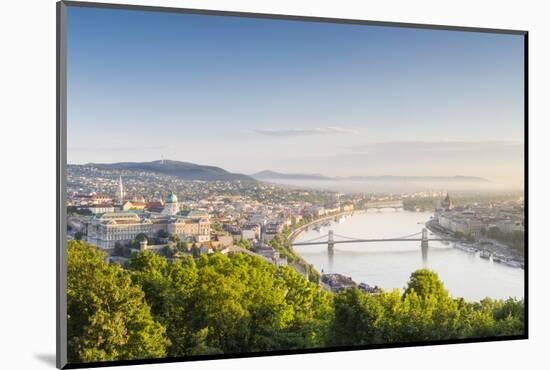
[57,1,527,368]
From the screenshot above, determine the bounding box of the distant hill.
[81,160,255,181]
[252,171,489,183]
[253,170,332,181]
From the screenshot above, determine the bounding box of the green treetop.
[67,241,170,363]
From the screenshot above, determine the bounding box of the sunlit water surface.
[294,210,524,301]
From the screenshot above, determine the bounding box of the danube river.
[294,210,524,301]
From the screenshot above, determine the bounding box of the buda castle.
[87,192,210,250]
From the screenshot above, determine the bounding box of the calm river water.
[294,210,524,301]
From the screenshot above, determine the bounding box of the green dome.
[166,193,178,203]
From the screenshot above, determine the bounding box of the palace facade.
[86,193,210,250]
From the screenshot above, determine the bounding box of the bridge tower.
[421,228,429,248]
[421,228,429,264]
[328,230,335,252]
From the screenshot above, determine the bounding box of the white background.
[0,0,547,369]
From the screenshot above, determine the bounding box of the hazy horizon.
[67,155,509,180]
[67,7,525,188]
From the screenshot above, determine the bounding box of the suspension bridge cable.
[297,234,329,243]
[332,231,423,241]
[394,231,423,239]
[333,233,364,241]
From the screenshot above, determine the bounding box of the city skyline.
[67,7,524,187]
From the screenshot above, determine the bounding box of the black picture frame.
[56,1,529,368]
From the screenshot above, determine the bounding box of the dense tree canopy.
[67,241,170,363]
[67,243,524,364]
[126,250,332,356]
[330,269,523,345]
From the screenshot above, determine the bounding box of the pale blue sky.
[67,6,525,186]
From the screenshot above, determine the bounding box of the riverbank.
[272,210,355,286]
[426,219,524,268]
[286,210,355,246]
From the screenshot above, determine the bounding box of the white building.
[241,229,256,241]
[167,217,211,242]
[88,204,115,215]
[496,219,524,233]
[87,213,153,250]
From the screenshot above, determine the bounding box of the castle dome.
[166,193,178,204]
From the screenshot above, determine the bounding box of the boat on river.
[502,259,522,268]
[454,243,477,253]
[480,250,491,259]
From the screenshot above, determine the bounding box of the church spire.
[118,175,124,203]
